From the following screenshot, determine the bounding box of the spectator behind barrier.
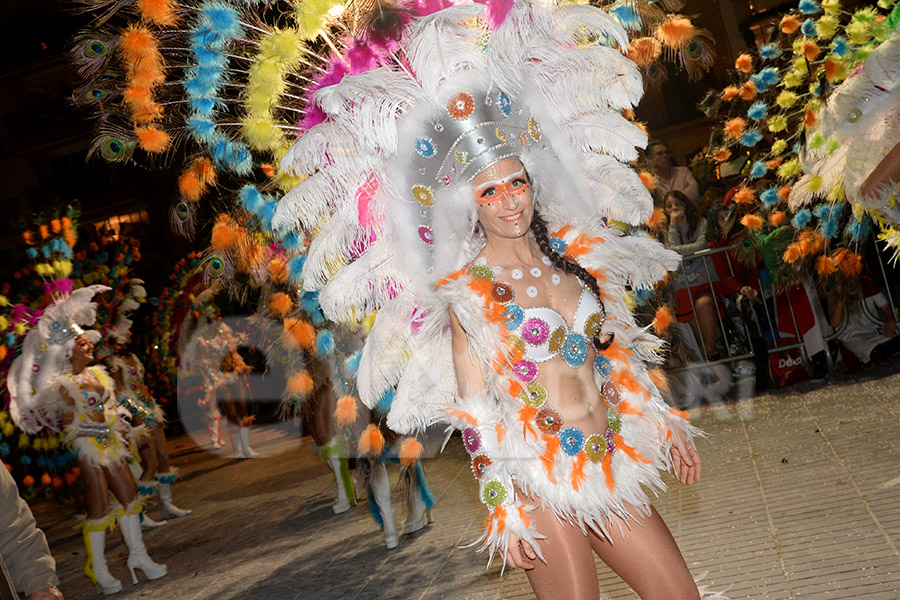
[830,274,900,369]
[648,141,700,207]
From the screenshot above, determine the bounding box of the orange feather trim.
[652,305,675,335]
[211,214,241,253]
[804,107,818,128]
[268,292,293,318]
[739,81,757,101]
[669,407,691,420]
[646,206,667,231]
[495,424,506,446]
[398,437,423,468]
[135,126,170,153]
[783,243,802,264]
[614,434,651,464]
[519,406,538,440]
[268,257,287,284]
[446,409,478,426]
[802,41,820,62]
[627,37,662,67]
[282,317,316,352]
[517,505,530,528]
[781,15,801,34]
[138,0,178,26]
[286,371,314,396]
[358,424,385,456]
[602,453,614,492]
[571,452,588,491]
[722,85,739,101]
[616,400,643,417]
[612,369,649,400]
[741,214,764,230]
[769,211,787,226]
[815,255,837,276]
[648,368,670,394]
[334,395,358,427]
[178,170,202,202]
[508,379,523,398]
[654,16,696,49]
[638,171,657,193]
[712,147,732,163]
[551,225,572,239]
[540,435,560,484]
[601,340,632,368]
[567,233,603,258]
[733,187,756,205]
[724,118,747,140]
[734,53,753,73]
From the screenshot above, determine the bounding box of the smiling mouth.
[500,211,523,222]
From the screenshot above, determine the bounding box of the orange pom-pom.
[52,476,63,489]
[50,219,62,234]
[653,305,675,335]
[734,53,753,73]
[815,255,837,276]
[627,37,662,67]
[722,85,739,101]
[178,169,203,202]
[765,157,784,170]
[769,211,787,226]
[621,108,636,121]
[71,467,80,478]
[741,214,764,230]
[334,395,358,427]
[23,475,35,487]
[398,437,423,468]
[638,171,657,193]
[39,224,50,240]
[268,258,287,284]
[733,186,756,204]
[783,243,802,264]
[63,231,77,248]
[193,157,216,185]
[358,424,385,456]
[135,126,171,153]
[648,368,670,393]
[655,16,697,49]
[777,186,792,202]
[282,317,316,351]
[119,26,156,64]
[824,59,841,81]
[211,214,241,254]
[781,15,801,34]
[23,231,34,245]
[713,147,732,163]
[834,249,862,276]
[802,41,820,62]
[724,118,746,140]
[138,0,178,26]
[646,206,667,230]
[739,81,757,100]
[41,473,52,486]
[286,370,314,396]
[237,242,266,273]
[0,347,7,361]
[62,217,72,231]
[804,107,817,128]
[268,292,293,318]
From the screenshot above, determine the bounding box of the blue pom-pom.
[21,455,32,465]
[740,128,763,147]
[821,218,840,239]
[798,0,821,14]
[187,115,217,143]
[287,255,306,285]
[749,161,768,179]
[282,231,303,252]
[7,334,16,346]
[189,97,217,115]
[801,18,817,36]
[750,67,780,93]
[183,71,219,99]
[812,204,830,219]
[194,45,227,70]
[831,36,848,58]
[0,443,9,457]
[747,101,768,121]
[26,247,38,259]
[846,217,870,242]
[239,185,265,214]
[759,43,782,60]
[36,456,46,468]
[221,141,253,175]
[311,311,325,326]
[792,209,812,229]
[761,187,780,207]
[299,291,319,313]
[345,351,362,375]
[610,5,641,30]
[315,330,335,356]
[199,2,243,46]
[259,200,277,231]
[375,388,395,414]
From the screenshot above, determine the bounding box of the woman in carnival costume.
[7,285,166,595]
[104,280,192,528]
[273,2,725,597]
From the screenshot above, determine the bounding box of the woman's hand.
[739,286,758,301]
[505,533,537,570]
[670,427,701,485]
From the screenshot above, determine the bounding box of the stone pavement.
[31,364,900,599]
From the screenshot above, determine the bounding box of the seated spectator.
[648,141,700,207]
[664,190,721,359]
[830,275,900,367]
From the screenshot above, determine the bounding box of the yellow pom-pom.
[260,28,303,67]
[768,115,788,133]
[357,424,385,456]
[334,395,358,427]
[295,0,343,41]
[777,159,801,181]
[361,311,378,336]
[398,437,423,468]
[18,433,31,449]
[816,15,839,39]
[241,115,282,152]
[771,139,788,155]
[0,316,8,332]
[15,323,27,336]
[0,295,7,307]
[776,91,798,109]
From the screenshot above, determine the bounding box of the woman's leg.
[103,460,139,507]
[153,427,171,473]
[305,380,335,447]
[523,505,602,600]
[80,459,111,520]
[693,295,719,358]
[138,434,159,482]
[589,505,700,600]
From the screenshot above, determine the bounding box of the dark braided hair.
[529,211,614,351]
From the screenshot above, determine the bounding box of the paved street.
[31,364,900,599]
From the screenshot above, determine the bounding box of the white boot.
[141,513,168,531]
[228,428,242,458]
[326,455,353,514]
[135,480,167,530]
[238,426,261,458]
[119,512,168,584]
[84,526,123,595]
[157,476,192,519]
[401,466,434,534]
[369,463,399,549]
[207,417,223,449]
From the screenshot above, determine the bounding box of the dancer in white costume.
[7,286,166,595]
[274,2,727,597]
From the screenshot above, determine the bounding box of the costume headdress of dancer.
[274,0,683,437]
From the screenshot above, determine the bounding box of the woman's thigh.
[590,504,699,600]
[525,506,602,600]
[80,459,109,519]
[103,460,138,507]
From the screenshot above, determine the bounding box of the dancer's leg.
[80,459,111,520]
[104,460,139,507]
[153,427,171,473]
[589,505,700,600]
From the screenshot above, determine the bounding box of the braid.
[530,212,614,351]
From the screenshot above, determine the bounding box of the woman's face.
[717,208,732,229]
[72,335,94,363]
[472,158,534,241]
[664,195,685,218]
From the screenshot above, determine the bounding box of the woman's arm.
[666,219,708,256]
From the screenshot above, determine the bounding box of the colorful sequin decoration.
[482,479,507,507]
[471,454,492,479]
[447,92,475,120]
[463,426,482,454]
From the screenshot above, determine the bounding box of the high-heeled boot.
[135,480,167,530]
[238,425,261,458]
[207,416,223,449]
[369,462,399,549]
[83,518,122,595]
[401,462,435,534]
[227,426,242,458]
[119,508,168,584]
[156,471,192,519]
